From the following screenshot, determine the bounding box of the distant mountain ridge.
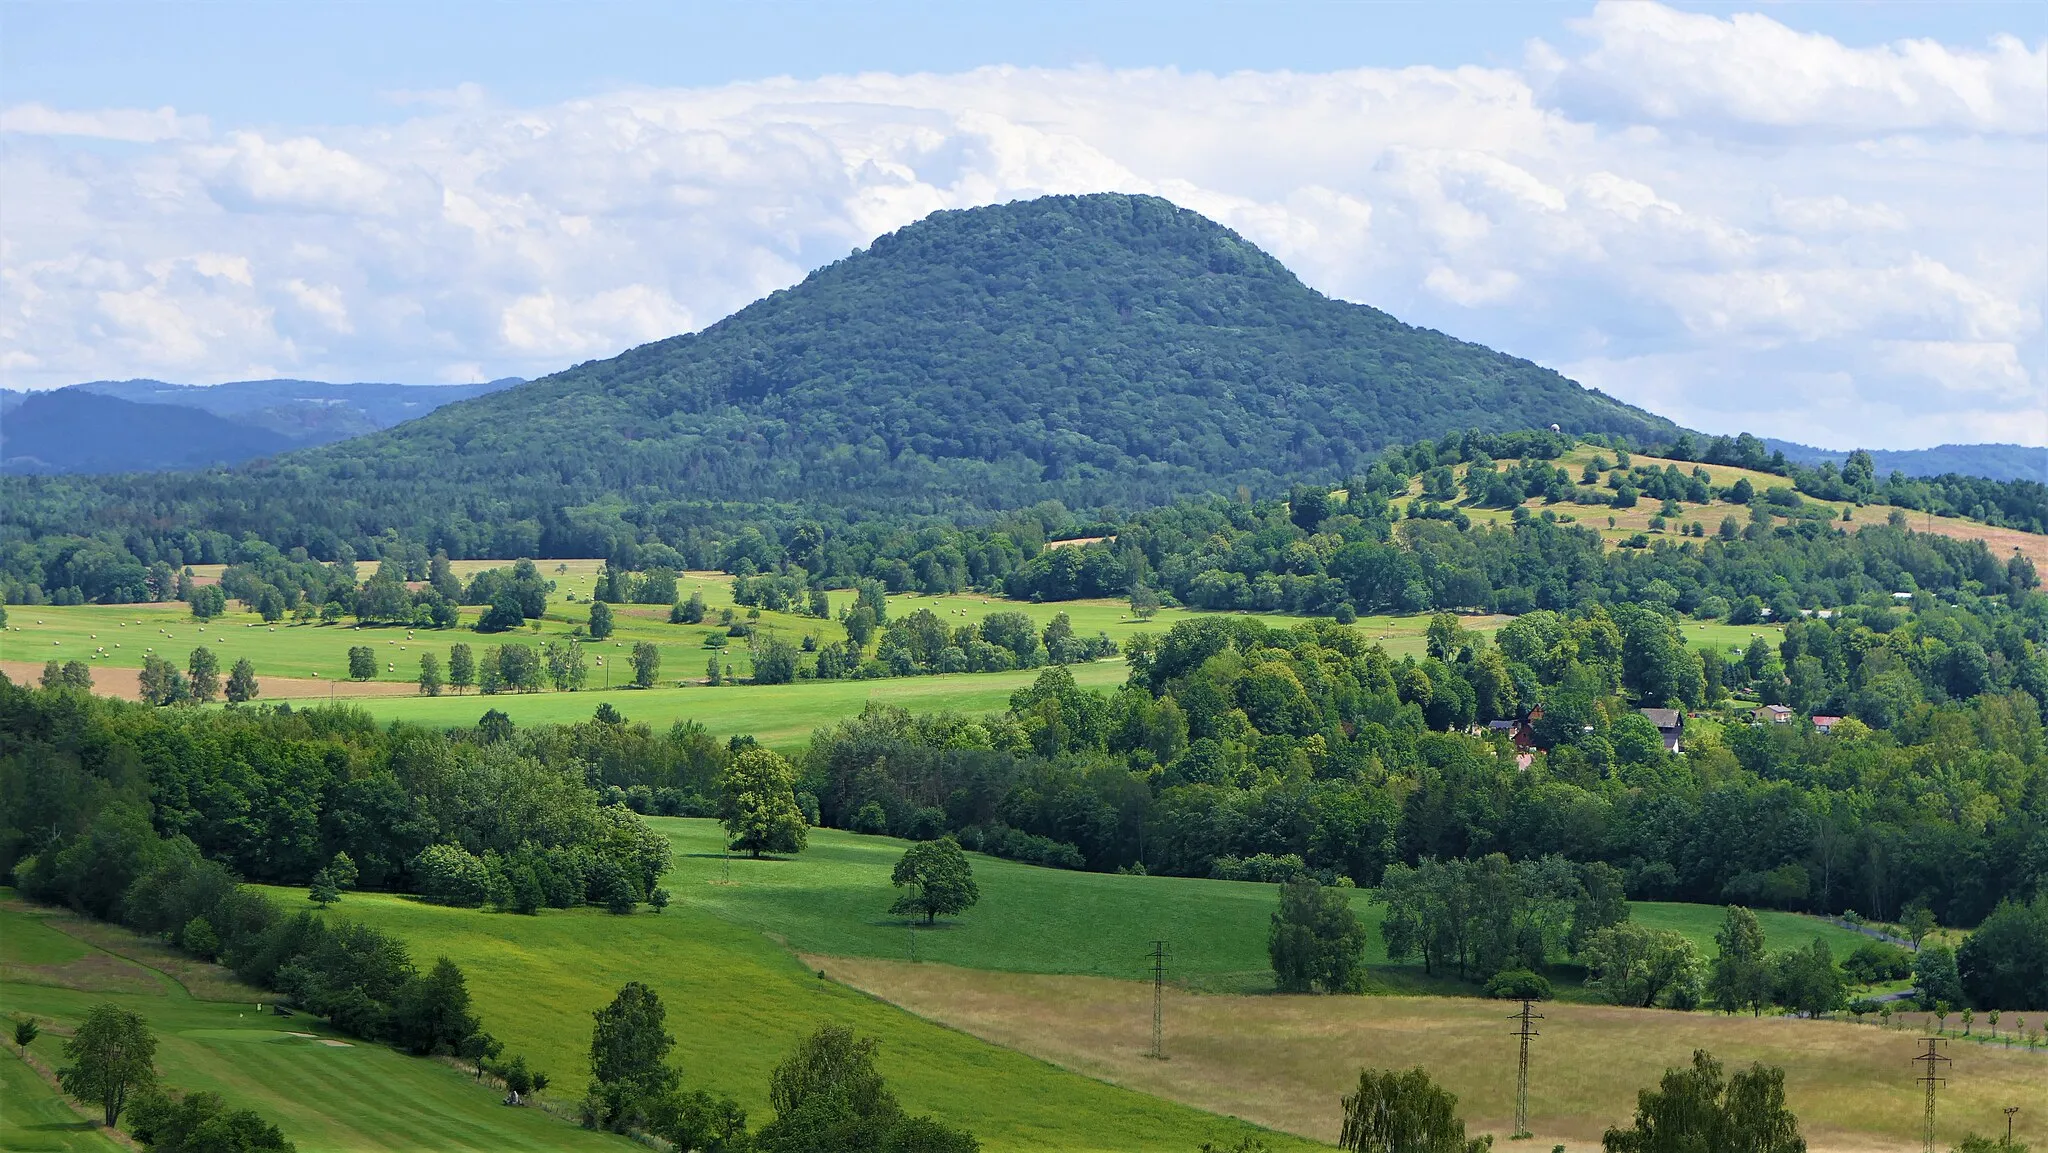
[0,377,522,475]
[1764,439,2046,485]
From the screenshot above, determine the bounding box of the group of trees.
[579,983,977,1152]
[127,646,260,706]
[1,676,676,913]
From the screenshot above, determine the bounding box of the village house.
[1754,704,1793,724]
[1638,707,1683,753]
[1811,715,1842,734]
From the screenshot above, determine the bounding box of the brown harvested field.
[815,957,2048,1153]
[1,660,424,702]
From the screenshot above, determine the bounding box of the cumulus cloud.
[0,102,208,142]
[0,2,2040,447]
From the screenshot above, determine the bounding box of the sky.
[2,1,2043,450]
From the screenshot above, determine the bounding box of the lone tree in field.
[57,1002,156,1127]
[890,838,979,925]
[1708,905,1771,1016]
[1338,1067,1488,1153]
[717,748,808,858]
[1601,1050,1804,1153]
[589,600,614,640]
[224,658,259,703]
[419,652,444,696]
[347,645,377,681]
[1270,877,1367,994]
[631,641,661,689]
[584,981,678,1133]
[13,1016,38,1049]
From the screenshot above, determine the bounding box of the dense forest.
[0,193,1678,558]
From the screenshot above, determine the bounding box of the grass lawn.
[819,959,2048,1153]
[0,897,630,1153]
[652,820,1874,994]
[249,887,1319,1153]
[0,1048,124,1153]
[352,658,1133,748]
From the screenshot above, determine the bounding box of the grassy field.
[243,887,1318,1153]
[1426,444,2048,571]
[1,581,1498,746]
[820,959,2047,1153]
[340,658,1134,747]
[1,1048,126,1153]
[652,820,1872,995]
[0,897,631,1153]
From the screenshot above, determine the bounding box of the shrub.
[1484,969,1553,1001]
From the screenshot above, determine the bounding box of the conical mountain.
[309,193,1672,516]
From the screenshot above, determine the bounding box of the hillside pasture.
[653,820,1871,994]
[819,959,2046,1153]
[0,897,630,1153]
[245,887,1319,1153]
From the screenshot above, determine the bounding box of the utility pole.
[1510,999,1542,1139]
[1914,1036,1950,1153]
[1148,941,1169,1060]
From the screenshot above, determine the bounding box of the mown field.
[0,897,630,1153]
[652,820,1872,995]
[821,959,2047,1153]
[237,887,1316,1153]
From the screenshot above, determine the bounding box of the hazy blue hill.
[1766,438,2046,485]
[0,389,294,474]
[74,377,523,443]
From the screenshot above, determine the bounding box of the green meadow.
[653,820,1870,995]
[242,887,1317,1153]
[0,898,628,1153]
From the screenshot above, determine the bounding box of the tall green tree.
[890,838,979,925]
[418,652,444,696]
[186,647,220,704]
[1708,906,1771,1016]
[631,642,661,689]
[584,982,678,1133]
[1583,924,1704,1009]
[1270,877,1367,994]
[448,643,475,694]
[137,654,186,705]
[1602,1050,1805,1153]
[57,1002,157,1127]
[754,1024,976,1153]
[1914,943,1965,1009]
[392,957,484,1057]
[1771,939,1845,1018]
[1337,1067,1487,1153]
[589,600,614,639]
[717,749,808,858]
[224,658,258,703]
[347,646,376,681]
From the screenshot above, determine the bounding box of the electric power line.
[1510,999,1542,1139]
[1913,1036,1950,1153]
[1147,940,1169,1060]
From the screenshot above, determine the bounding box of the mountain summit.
[301,194,1672,514]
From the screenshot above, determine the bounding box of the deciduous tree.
[717,749,808,858]
[890,838,979,925]
[58,1002,156,1127]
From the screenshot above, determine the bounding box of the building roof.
[1638,708,1682,730]
[1811,715,1843,727]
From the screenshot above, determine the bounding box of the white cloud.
[1547,1,2048,135]
[0,2,2040,448]
[0,102,208,142]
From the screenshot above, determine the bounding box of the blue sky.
[6,2,2037,126]
[2,2,2043,448]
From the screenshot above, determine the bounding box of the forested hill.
[2,194,1674,549]
[314,193,1672,509]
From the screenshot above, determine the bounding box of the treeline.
[0,676,677,905]
[767,597,2046,932]
[7,428,2040,613]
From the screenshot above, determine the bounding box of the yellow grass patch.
[814,957,2048,1153]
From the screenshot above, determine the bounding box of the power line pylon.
[1510,999,1542,1139]
[1914,1036,1950,1153]
[1147,940,1169,1060]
